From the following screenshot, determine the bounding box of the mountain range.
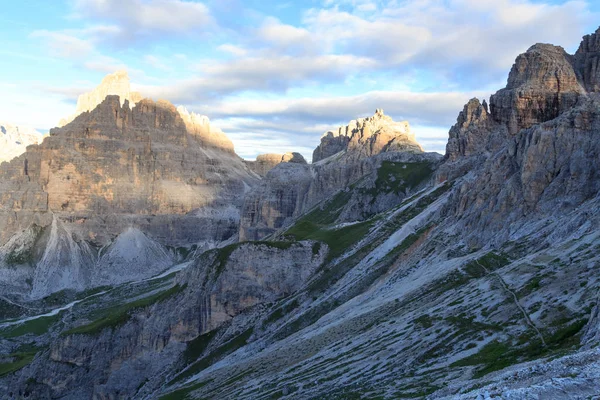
[0,27,599,400]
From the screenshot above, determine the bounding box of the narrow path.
[476,260,547,347]
[0,295,37,311]
[0,261,192,329]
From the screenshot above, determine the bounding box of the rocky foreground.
[0,28,599,400]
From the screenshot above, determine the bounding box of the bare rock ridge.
[2,26,600,400]
[240,110,439,241]
[59,70,235,152]
[0,94,257,297]
[0,122,45,163]
[446,30,600,162]
[59,70,143,127]
[312,109,423,163]
[443,27,600,245]
[245,152,307,176]
[575,27,600,92]
[177,106,235,152]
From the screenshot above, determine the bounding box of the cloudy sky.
[1,0,598,160]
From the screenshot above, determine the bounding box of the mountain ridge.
[0,26,599,400]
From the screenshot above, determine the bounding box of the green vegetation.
[286,220,373,261]
[264,299,300,325]
[0,345,40,377]
[451,318,589,378]
[211,241,296,278]
[173,327,254,384]
[62,284,186,336]
[0,313,62,338]
[368,161,434,197]
[159,378,213,400]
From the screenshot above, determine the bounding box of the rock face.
[4,27,600,400]
[8,241,326,399]
[0,95,257,298]
[0,123,45,163]
[445,99,498,161]
[241,137,439,241]
[312,109,423,163]
[240,110,437,242]
[489,44,585,136]
[59,70,143,127]
[575,27,600,92]
[245,152,307,176]
[177,106,235,152]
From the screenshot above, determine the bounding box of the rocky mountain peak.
[490,42,584,135]
[312,109,423,163]
[575,27,600,92]
[246,152,307,176]
[176,106,235,152]
[59,70,143,127]
[445,98,495,161]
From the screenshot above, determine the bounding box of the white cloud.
[73,0,213,35]
[138,54,377,102]
[29,30,94,58]
[144,55,172,71]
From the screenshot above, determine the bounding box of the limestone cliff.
[489,44,585,136]
[177,106,236,152]
[241,110,440,241]
[3,27,600,400]
[245,152,307,177]
[0,95,257,298]
[58,70,143,127]
[312,109,423,163]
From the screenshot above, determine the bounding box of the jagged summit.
[245,152,307,176]
[312,109,423,163]
[446,27,600,162]
[59,70,143,127]
[176,106,235,152]
[59,71,236,152]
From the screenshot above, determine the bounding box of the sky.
[0,0,599,161]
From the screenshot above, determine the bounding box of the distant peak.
[58,70,142,127]
[312,111,423,162]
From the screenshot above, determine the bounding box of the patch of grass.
[0,313,62,338]
[159,378,213,400]
[369,161,434,196]
[413,314,434,329]
[173,327,254,384]
[452,318,589,378]
[212,241,296,278]
[287,220,374,261]
[62,284,186,336]
[264,299,300,325]
[0,344,41,377]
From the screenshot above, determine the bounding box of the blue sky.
[1,0,599,160]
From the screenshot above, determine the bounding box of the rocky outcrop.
[445,98,496,161]
[59,70,142,127]
[0,123,45,163]
[575,27,600,92]
[245,152,307,176]
[18,241,325,399]
[442,29,600,246]
[312,109,423,163]
[0,95,257,297]
[240,151,440,241]
[489,44,585,136]
[177,106,235,152]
